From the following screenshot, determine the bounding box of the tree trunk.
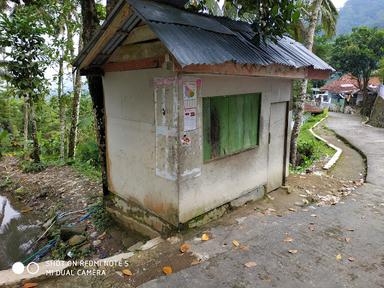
[23,96,29,153]
[290,79,307,166]
[290,0,323,167]
[29,99,40,163]
[361,77,371,116]
[68,38,83,159]
[80,0,109,195]
[88,75,108,195]
[58,57,65,161]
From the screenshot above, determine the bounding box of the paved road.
[141,113,384,288]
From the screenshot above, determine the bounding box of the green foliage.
[20,160,47,173]
[331,27,384,82]
[89,200,112,232]
[188,0,300,41]
[294,111,335,172]
[0,130,10,157]
[0,3,51,101]
[336,0,384,35]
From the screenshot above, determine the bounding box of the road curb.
[309,115,343,170]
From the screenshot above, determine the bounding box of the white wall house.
[74,0,333,234]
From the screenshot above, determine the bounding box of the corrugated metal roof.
[74,0,334,73]
[129,0,334,71]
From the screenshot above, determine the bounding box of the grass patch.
[292,111,335,173]
[68,160,101,182]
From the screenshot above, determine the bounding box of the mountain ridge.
[336,0,384,35]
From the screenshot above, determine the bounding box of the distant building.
[320,74,380,110]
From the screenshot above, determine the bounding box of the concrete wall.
[103,70,292,227]
[103,68,179,225]
[178,74,292,223]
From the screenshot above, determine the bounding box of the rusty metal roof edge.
[73,0,128,69]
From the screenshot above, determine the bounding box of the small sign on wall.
[182,79,201,132]
[184,107,197,131]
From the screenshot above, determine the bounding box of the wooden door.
[267,102,287,192]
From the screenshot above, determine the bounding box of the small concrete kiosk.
[74,0,334,234]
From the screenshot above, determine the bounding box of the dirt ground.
[0,157,145,265]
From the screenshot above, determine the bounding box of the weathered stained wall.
[103,70,292,228]
[370,96,384,128]
[103,68,179,225]
[178,75,292,223]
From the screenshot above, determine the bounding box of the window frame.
[202,93,262,162]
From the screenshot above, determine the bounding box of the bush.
[76,139,100,168]
[0,130,11,158]
[295,111,334,171]
[20,160,47,173]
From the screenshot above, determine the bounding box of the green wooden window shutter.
[203,93,261,161]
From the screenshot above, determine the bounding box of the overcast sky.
[332,0,348,9]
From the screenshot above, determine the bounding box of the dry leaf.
[201,233,210,241]
[191,259,201,266]
[122,269,133,277]
[21,207,32,213]
[23,283,38,288]
[288,208,296,212]
[283,236,294,242]
[336,254,342,261]
[162,266,173,275]
[240,245,249,251]
[232,240,240,247]
[244,261,257,268]
[347,228,354,231]
[345,237,351,243]
[179,243,191,253]
[310,214,317,217]
[348,257,355,262]
[288,249,298,254]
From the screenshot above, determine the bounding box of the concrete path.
[141,113,384,288]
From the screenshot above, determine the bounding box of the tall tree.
[0,3,51,162]
[80,0,109,195]
[68,35,83,159]
[331,27,384,116]
[289,0,337,167]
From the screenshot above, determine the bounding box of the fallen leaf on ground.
[162,266,173,275]
[336,254,342,261]
[244,261,257,268]
[310,214,317,217]
[23,283,38,288]
[240,245,249,251]
[232,240,240,247]
[284,236,294,242]
[201,233,210,241]
[346,228,354,231]
[179,243,191,253]
[98,231,107,240]
[21,207,32,213]
[345,237,351,243]
[288,249,298,254]
[122,269,133,276]
[191,259,201,266]
[288,208,296,212]
[348,257,355,262]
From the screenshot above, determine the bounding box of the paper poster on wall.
[183,108,197,132]
[183,81,197,109]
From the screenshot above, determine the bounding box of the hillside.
[336,0,384,35]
